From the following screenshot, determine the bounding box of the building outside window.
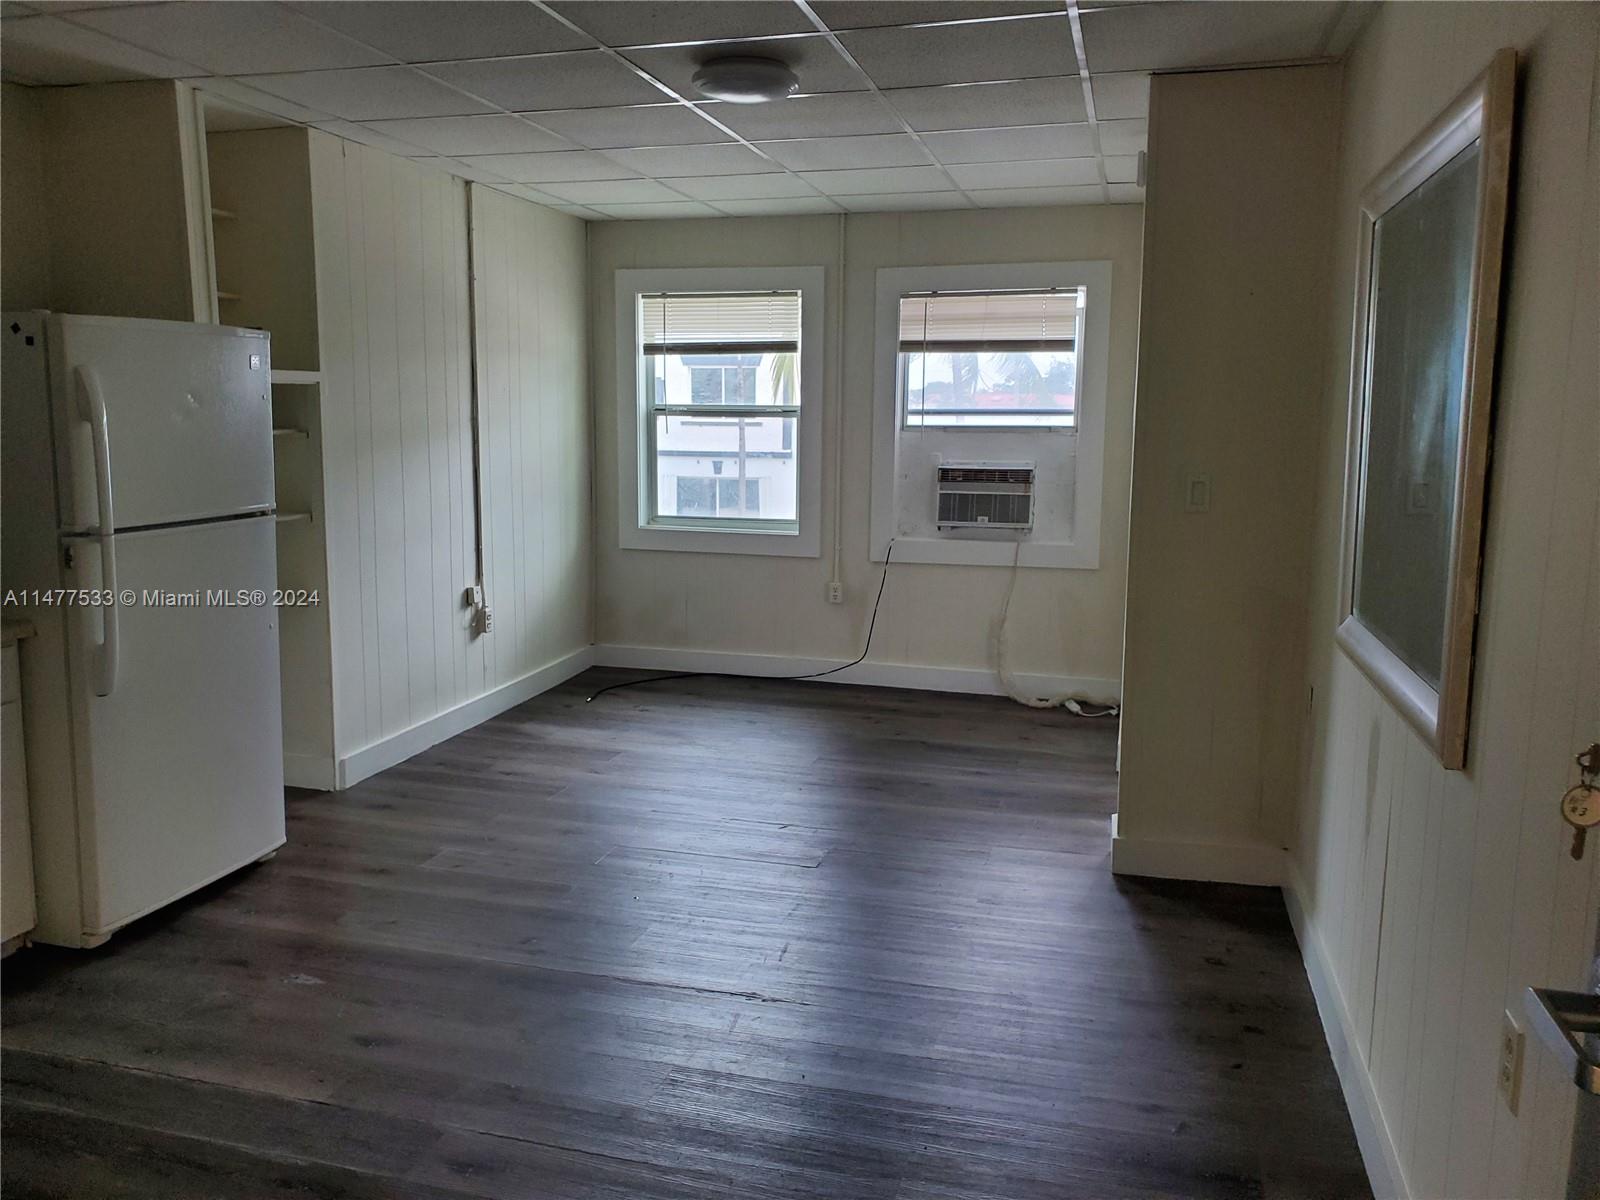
[899,288,1081,429]
[641,291,801,528]
[616,265,824,558]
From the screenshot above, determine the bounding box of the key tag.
[1561,743,1600,860]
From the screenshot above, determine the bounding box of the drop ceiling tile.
[949,157,1100,190]
[1081,2,1342,73]
[623,34,868,100]
[547,1,815,48]
[710,197,842,215]
[243,65,491,120]
[838,191,974,212]
[68,2,387,74]
[191,76,332,123]
[437,158,515,183]
[456,149,639,183]
[972,184,1106,206]
[358,114,575,156]
[287,1,595,63]
[800,164,955,196]
[884,78,1085,131]
[672,173,820,200]
[1098,117,1147,155]
[700,92,901,140]
[0,13,201,84]
[488,182,570,205]
[1106,183,1144,203]
[921,123,1095,164]
[591,201,723,219]
[538,178,689,204]
[532,103,728,149]
[203,96,294,132]
[838,14,1076,89]
[1103,154,1141,184]
[756,133,930,171]
[1090,72,1149,119]
[314,119,443,158]
[810,2,1060,31]
[424,50,663,111]
[604,142,773,177]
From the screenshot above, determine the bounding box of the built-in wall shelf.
[205,123,334,791]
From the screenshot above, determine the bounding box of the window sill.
[621,520,819,558]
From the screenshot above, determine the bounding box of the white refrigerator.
[2,312,286,948]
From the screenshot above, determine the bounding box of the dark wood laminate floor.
[1,670,1370,1200]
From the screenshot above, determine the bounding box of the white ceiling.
[0,0,1369,221]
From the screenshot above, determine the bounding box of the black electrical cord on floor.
[586,542,897,703]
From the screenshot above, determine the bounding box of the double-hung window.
[869,261,1111,570]
[641,290,801,529]
[899,288,1082,429]
[618,266,823,557]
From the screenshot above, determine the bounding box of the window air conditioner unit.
[935,461,1035,531]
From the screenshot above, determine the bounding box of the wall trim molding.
[593,643,1121,704]
[283,753,339,792]
[336,647,596,790]
[1283,856,1409,1200]
[1107,814,1284,885]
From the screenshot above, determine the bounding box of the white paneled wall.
[470,185,592,685]
[1290,6,1600,1199]
[308,135,589,783]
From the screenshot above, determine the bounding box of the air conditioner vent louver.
[936,461,1035,531]
[938,467,1034,485]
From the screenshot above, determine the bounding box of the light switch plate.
[1185,472,1211,513]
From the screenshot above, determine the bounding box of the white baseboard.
[591,643,1120,704]
[1108,813,1284,885]
[1283,855,1409,1200]
[283,752,339,792]
[336,646,596,789]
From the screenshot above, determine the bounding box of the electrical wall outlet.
[480,605,494,635]
[1497,1009,1526,1116]
[827,581,844,604]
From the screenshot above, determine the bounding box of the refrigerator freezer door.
[51,315,274,531]
[65,517,285,936]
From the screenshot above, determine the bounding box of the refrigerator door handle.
[74,367,119,697]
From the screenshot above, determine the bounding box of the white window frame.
[615,266,824,558]
[869,261,1112,570]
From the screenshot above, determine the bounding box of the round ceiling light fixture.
[691,56,800,104]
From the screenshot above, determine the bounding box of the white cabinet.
[2,632,37,948]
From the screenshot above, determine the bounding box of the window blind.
[642,291,801,355]
[898,289,1080,353]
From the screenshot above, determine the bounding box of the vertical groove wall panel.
[469,185,591,691]
[310,139,590,770]
[1289,8,1600,1200]
[395,160,436,727]
[422,174,457,716]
